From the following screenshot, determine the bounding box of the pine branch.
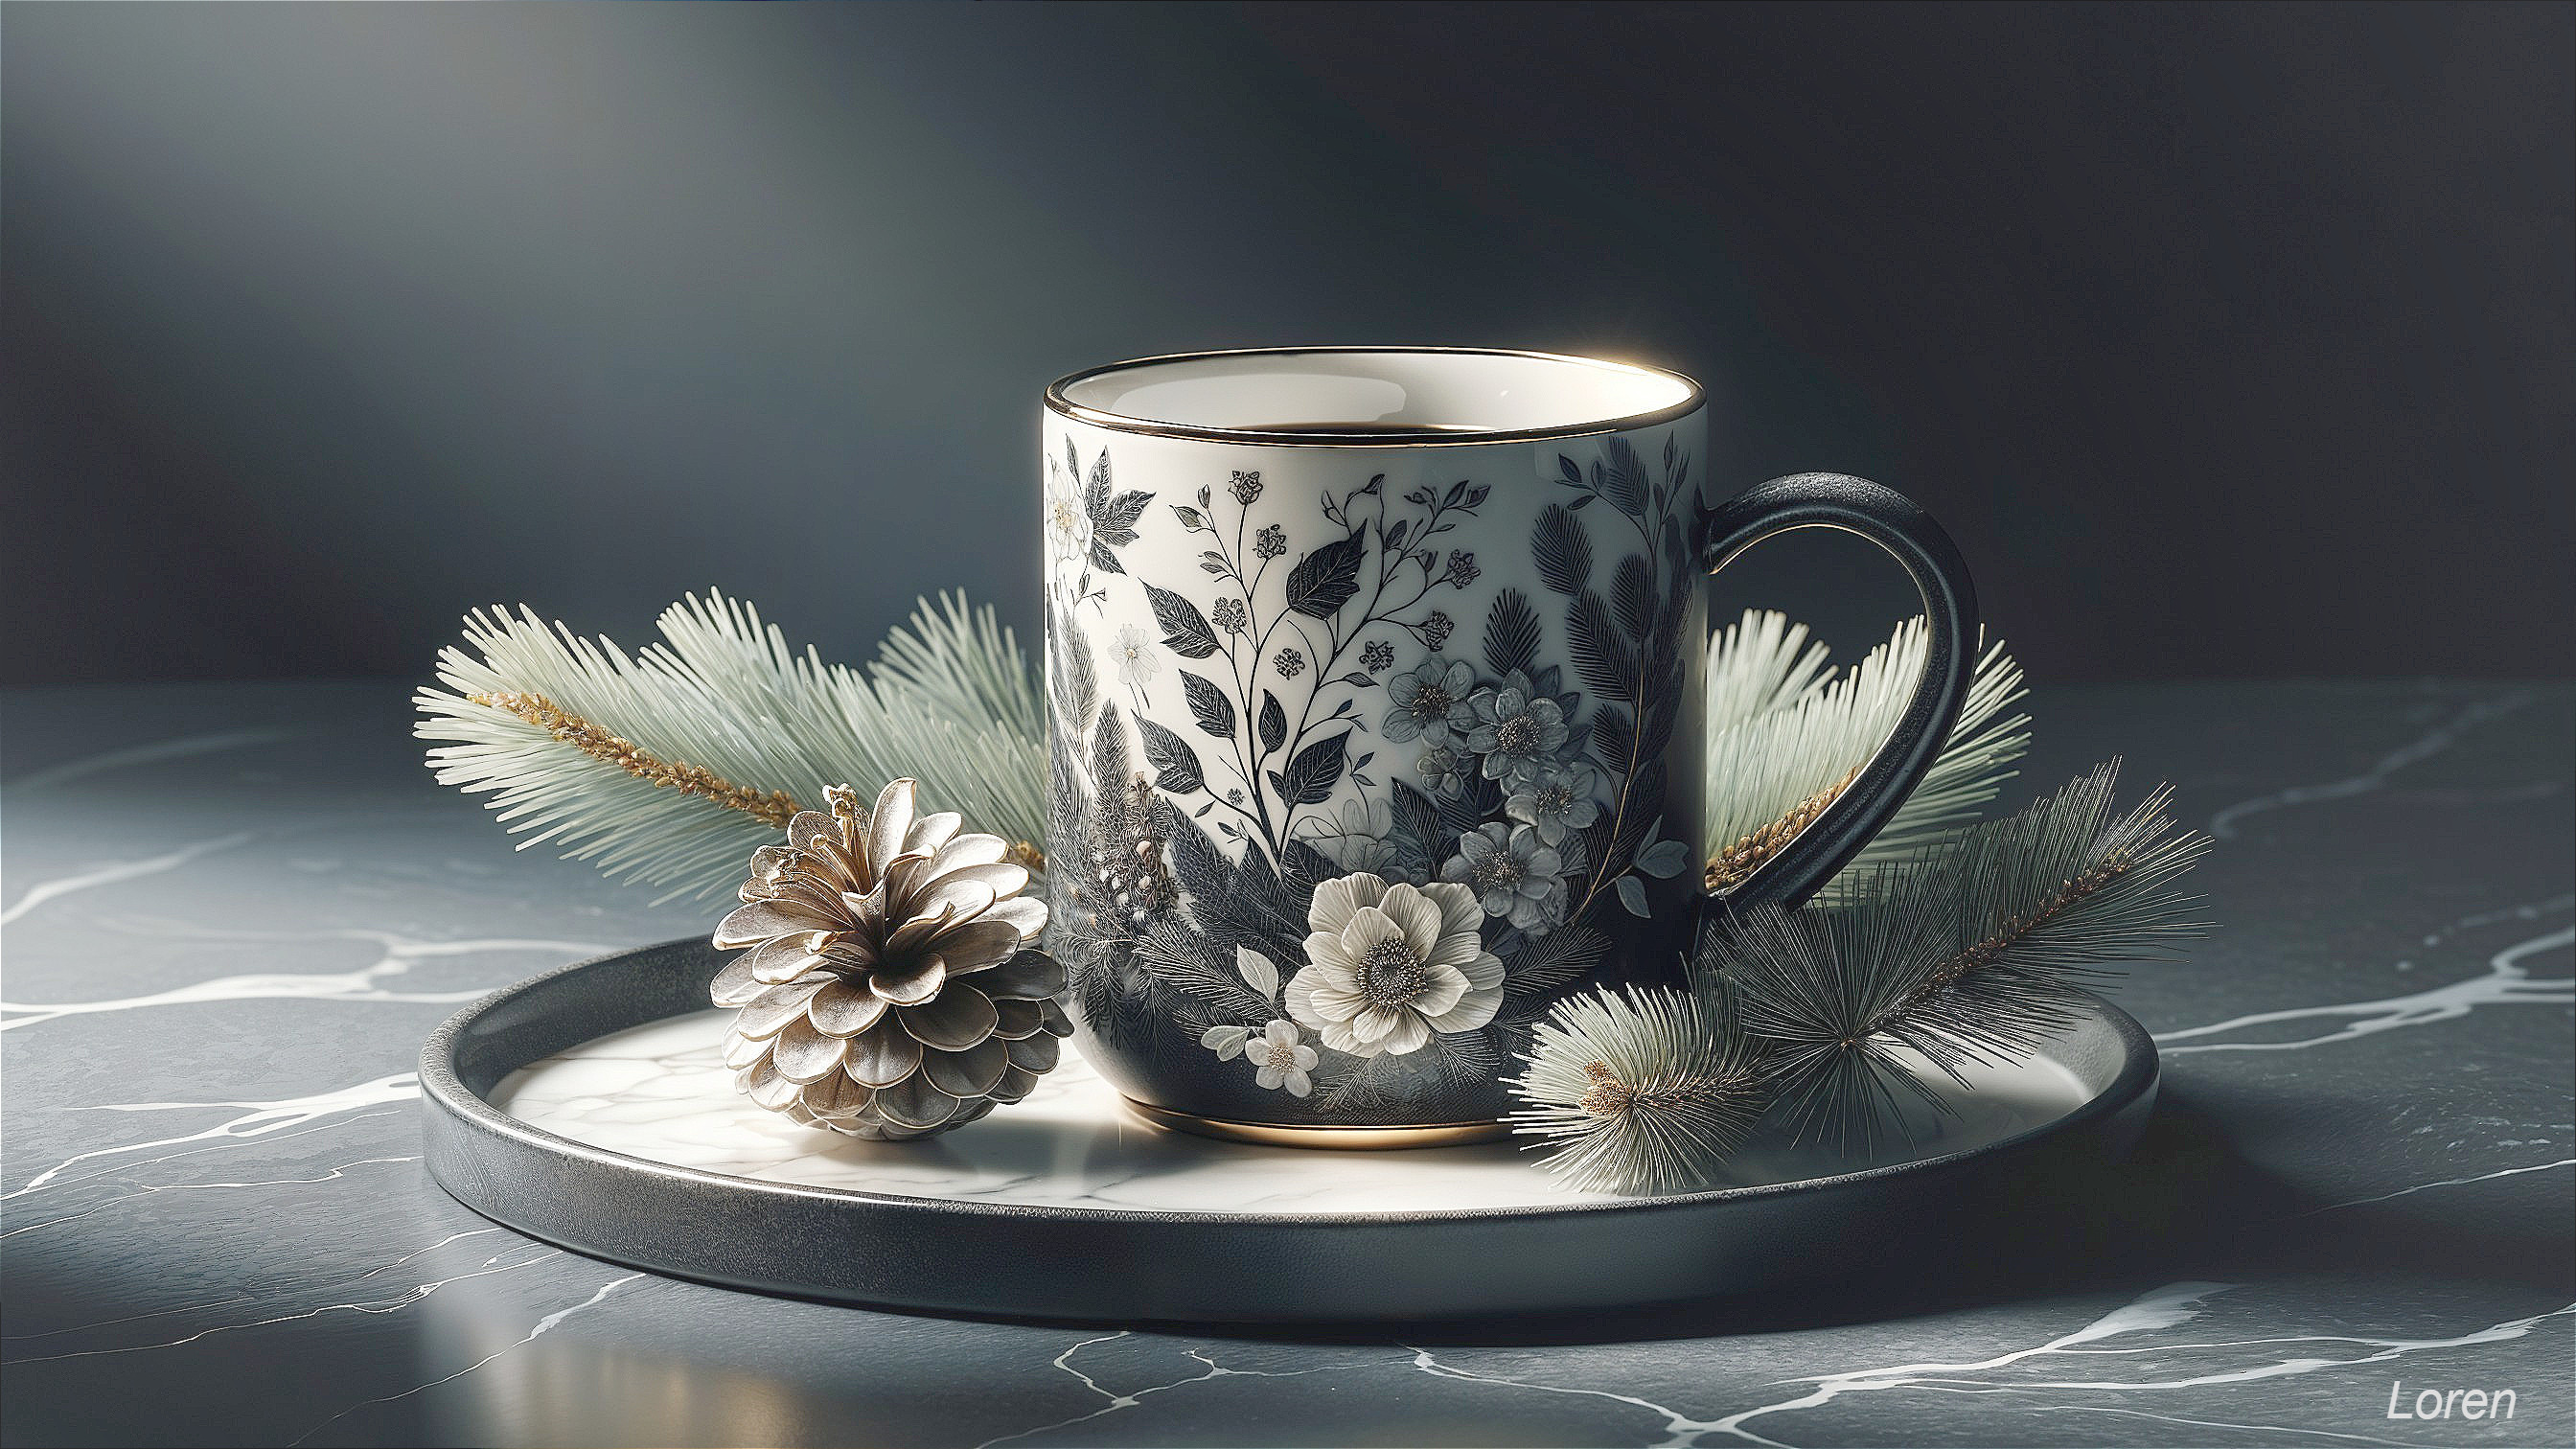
[1702,610,2030,898]
[1703,767,1855,892]
[471,691,801,827]
[416,589,1045,902]
[1511,761,2212,1193]
[1718,761,2211,1142]
[1506,978,1765,1196]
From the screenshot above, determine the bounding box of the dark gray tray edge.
[420,936,2160,1322]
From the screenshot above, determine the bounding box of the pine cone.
[710,778,1071,1139]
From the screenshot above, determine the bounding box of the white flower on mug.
[1285,872,1504,1057]
[1199,1018,1316,1095]
[1112,624,1162,689]
[1243,1020,1318,1095]
[1044,456,1094,575]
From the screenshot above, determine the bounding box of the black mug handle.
[1695,472,1980,910]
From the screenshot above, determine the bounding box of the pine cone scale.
[875,1076,962,1131]
[899,986,998,1048]
[978,950,1065,1000]
[770,1020,846,1082]
[867,954,946,1004]
[934,920,1026,974]
[807,979,887,1036]
[712,778,1069,1140]
[924,1038,1011,1097]
[737,978,825,1037]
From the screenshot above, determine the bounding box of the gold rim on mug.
[1044,345,1707,448]
[1120,1096,1513,1149]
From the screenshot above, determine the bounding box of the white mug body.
[1041,350,1711,1141]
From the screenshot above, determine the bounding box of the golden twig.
[1703,767,1859,893]
[470,692,803,829]
[1900,852,2133,1010]
[1576,1060,1758,1120]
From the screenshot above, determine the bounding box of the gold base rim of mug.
[1119,1096,1510,1149]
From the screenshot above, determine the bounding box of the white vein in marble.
[497,1010,2093,1215]
[2157,916,2574,1054]
[2208,690,2534,839]
[0,929,610,1030]
[0,726,300,794]
[6,1071,422,1198]
[0,832,258,927]
[288,1271,650,1445]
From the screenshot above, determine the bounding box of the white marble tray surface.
[494,1010,2093,1216]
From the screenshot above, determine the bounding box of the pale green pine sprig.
[416,589,1044,903]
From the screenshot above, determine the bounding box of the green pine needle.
[1515,760,2212,1194]
[1506,978,1765,1196]
[416,589,1044,903]
[1703,609,2031,897]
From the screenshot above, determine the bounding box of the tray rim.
[422,935,2160,1230]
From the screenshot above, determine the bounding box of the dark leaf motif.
[1611,556,1658,641]
[1615,874,1650,917]
[1088,540,1124,576]
[1391,782,1442,857]
[1503,924,1609,998]
[1578,816,1620,888]
[1598,435,1648,518]
[1438,773,1506,839]
[1660,513,1690,579]
[1616,759,1668,861]
[1589,702,1637,772]
[1092,703,1131,790]
[1258,691,1287,755]
[1568,494,1595,512]
[1557,454,1584,488]
[1333,672,1373,688]
[1098,490,1154,539]
[1283,533,1368,619]
[1083,449,1111,518]
[1481,587,1543,678]
[1278,837,1340,889]
[1162,801,1232,906]
[1568,587,1638,700]
[1180,672,1235,739]
[1533,503,1591,595]
[1416,1026,1500,1090]
[1270,730,1349,805]
[1137,718,1205,795]
[1143,584,1220,659]
[1134,919,1276,1022]
[1170,503,1206,530]
[1463,483,1490,509]
[1637,838,1692,878]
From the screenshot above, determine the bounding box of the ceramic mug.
[1040,348,1976,1145]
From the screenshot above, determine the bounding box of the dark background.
[5,1,2569,686]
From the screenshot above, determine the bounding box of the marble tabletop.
[3,678,2568,1448]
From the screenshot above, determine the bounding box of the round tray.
[422,937,2158,1322]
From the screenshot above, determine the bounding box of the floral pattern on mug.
[1284,874,1502,1058]
[1044,432,1706,1116]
